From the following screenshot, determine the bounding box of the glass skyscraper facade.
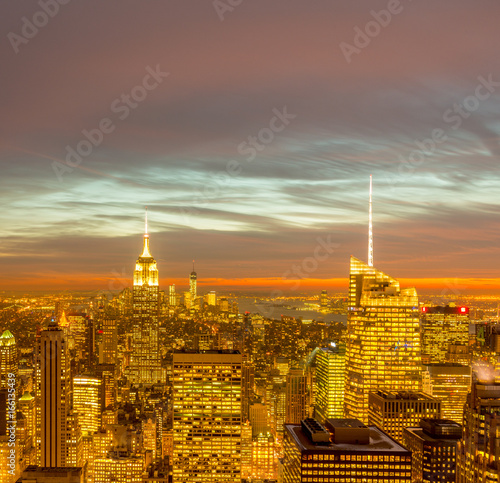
[345,257,422,423]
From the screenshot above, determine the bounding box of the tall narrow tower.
[36,323,70,467]
[130,209,163,385]
[190,260,197,300]
[368,174,374,267]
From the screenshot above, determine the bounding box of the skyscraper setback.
[129,212,163,385]
[344,257,422,423]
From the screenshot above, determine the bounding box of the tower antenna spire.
[145,206,148,235]
[193,259,195,272]
[368,175,374,267]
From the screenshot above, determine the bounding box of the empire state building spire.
[140,206,152,258]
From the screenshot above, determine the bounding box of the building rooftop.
[370,390,437,401]
[286,423,409,454]
[424,364,472,375]
[0,329,15,346]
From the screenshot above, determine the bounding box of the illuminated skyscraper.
[73,375,101,436]
[368,390,441,444]
[35,323,71,467]
[315,344,346,423]
[285,368,308,424]
[423,364,471,424]
[0,330,17,389]
[98,318,117,365]
[345,257,422,423]
[190,261,197,299]
[172,351,242,482]
[420,305,470,364]
[457,380,500,482]
[130,210,163,385]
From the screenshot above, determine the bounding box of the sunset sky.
[1,1,500,293]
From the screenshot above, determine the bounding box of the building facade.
[345,257,422,423]
[315,344,345,423]
[283,418,412,482]
[130,222,163,385]
[403,418,461,483]
[457,381,500,482]
[368,390,441,444]
[172,351,242,482]
[423,364,471,424]
[420,305,470,364]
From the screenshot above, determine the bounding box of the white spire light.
[368,175,374,267]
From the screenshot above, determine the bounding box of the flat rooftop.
[286,424,410,454]
[404,427,461,444]
[370,390,437,401]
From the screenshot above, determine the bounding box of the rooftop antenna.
[368,175,374,267]
[145,206,148,235]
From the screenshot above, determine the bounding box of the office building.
[315,344,346,423]
[94,451,143,483]
[457,380,500,482]
[98,318,117,365]
[368,390,441,444]
[345,257,422,423]
[73,375,101,435]
[423,364,471,423]
[0,330,17,389]
[35,323,71,467]
[172,350,242,482]
[286,368,308,424]
[403,418,461,483]
[420,305,470,364]
[283,418,412,482]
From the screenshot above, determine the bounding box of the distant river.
[236,297,347,325]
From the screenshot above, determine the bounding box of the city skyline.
[2,1,500,293]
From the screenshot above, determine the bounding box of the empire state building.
[130,211,163,385]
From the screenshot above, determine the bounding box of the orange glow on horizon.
[2,274,500,294]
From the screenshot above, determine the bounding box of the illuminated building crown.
[134,209,158,286]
